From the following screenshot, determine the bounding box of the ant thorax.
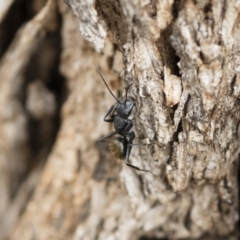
[109,137,126,160]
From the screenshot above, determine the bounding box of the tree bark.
[0,0,239,239]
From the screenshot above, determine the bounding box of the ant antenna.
[124,84,132,105]
[96,65,121,104]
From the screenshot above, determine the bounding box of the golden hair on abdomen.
[109,139,125,160]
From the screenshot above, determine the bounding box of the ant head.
[117,96,134,119]
[96,66,135,118]
[109,137,126,160]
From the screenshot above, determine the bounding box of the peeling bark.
[0,0,239,239]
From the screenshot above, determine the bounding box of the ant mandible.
[96,66,151,172]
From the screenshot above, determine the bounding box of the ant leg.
[103,103,118,122]
[124,132,151,172]
[129,142,157,146]
[121,119,133,135]
[97,131,117,142]
[131,105,143,121]
[125,162,150,172]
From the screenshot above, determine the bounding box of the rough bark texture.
[0,0,239,239]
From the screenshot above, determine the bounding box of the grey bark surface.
[0,0,239,240]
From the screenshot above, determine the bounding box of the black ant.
[96,66,151,172]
